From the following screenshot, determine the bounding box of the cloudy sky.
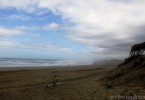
[0,0,145,62]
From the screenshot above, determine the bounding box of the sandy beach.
[0,65,112,100]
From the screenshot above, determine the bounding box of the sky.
[0,0,145,62]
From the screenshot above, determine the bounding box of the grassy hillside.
[102,55,145,86]
[99,55,145,99]
[93,59,123,67]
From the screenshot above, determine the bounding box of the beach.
[0,65,112,100]
[1,65,145,100]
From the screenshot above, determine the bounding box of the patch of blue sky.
[0,8,18,15]
[0,8,63,27]
[0,6,89,60]
[36,31,86,50]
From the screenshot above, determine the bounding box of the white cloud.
[37,10,49,16]
[28,42,74,53]
[14,25,37,30]
[7,15,30,21]
[0,37,74,54]
[0,40,16,47]
[43,22,59,30]
[0,26,42,38]
[0,26,24,36]
[14,23,59,31]
[0,0,38,13]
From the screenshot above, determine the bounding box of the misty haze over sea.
[0,58,88,67]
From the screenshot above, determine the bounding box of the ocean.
[0,58,79,67]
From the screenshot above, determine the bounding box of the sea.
[0,58,82,67]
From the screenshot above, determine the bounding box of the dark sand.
[0,65,144,100]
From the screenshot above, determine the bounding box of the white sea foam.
[0,58,82,67]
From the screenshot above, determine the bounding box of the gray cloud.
[130,25,145,43]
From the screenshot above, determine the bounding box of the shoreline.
[0,64,92,71]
